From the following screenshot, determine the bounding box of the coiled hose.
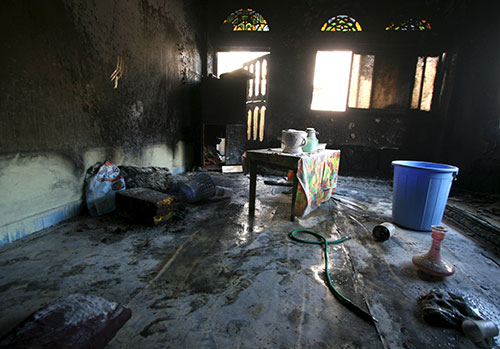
[289,229,377,324]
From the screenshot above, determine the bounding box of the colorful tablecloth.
[292,150,340,217]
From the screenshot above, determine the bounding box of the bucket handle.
[453,172,458,181]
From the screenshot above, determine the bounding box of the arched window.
[321,15,362,31]
[385,18,431,31]
[223,8,269,31]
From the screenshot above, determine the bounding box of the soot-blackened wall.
[438,5,500,193]
[0,0,203,244]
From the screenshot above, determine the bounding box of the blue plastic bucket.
[392,161,458,231]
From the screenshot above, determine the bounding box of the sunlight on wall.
[0,141,193,245]
[311,51,353,112]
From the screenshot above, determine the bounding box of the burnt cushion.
[0,293,132,348]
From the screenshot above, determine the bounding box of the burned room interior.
[1,0,499,347]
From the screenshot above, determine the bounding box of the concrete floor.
[0,174,499,348]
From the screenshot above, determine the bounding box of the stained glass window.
[321,15,362,32]
[386,18,431,31]
[223,8,269,31]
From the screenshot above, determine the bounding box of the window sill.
[311,107,435,118]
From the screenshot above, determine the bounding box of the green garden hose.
[289,229,377,324]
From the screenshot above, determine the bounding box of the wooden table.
[246,149,301,221]
[246,148,340,221]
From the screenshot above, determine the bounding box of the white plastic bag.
[85,161,126,216]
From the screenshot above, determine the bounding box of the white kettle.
[281,129,307,154]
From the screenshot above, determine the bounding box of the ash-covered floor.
[0,174,499,348]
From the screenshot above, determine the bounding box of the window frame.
[309,43,446,115]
